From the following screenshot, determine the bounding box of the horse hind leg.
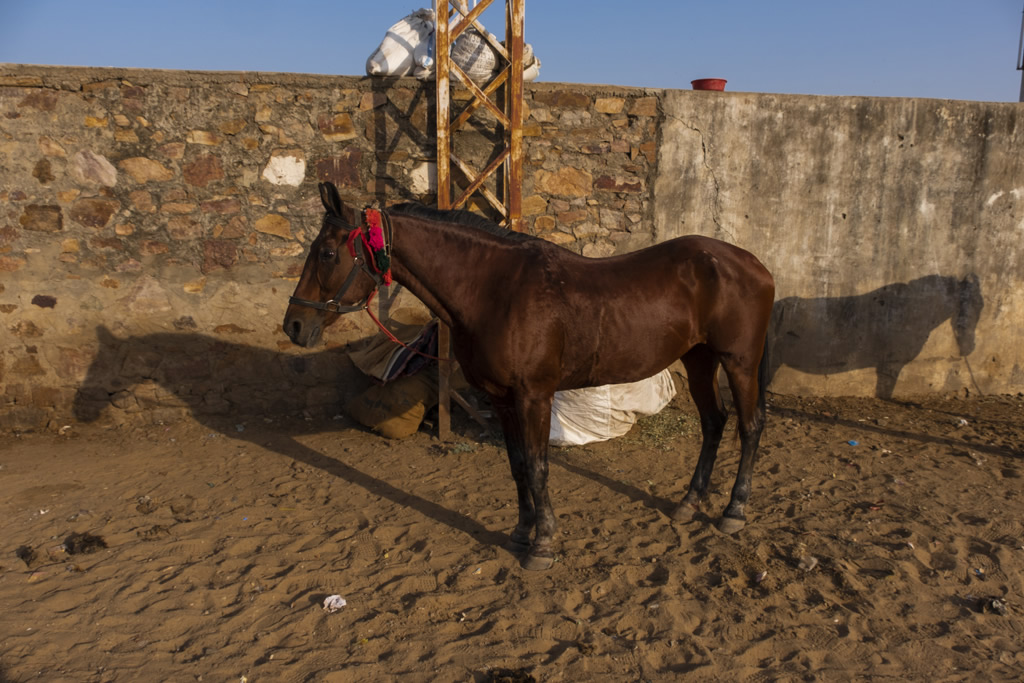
[672,345,728,523]
[717,347,768,534]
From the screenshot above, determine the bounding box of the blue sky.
[1,1,1021,102]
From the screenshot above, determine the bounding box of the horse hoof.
[520,553,555,571]
[671,503,698,523]
[717,516,746,535]
[502,537,531,554]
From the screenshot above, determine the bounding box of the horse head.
[952,273,984,357]
[283,182,379,348]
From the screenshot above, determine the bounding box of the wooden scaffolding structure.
[434,0,525,437]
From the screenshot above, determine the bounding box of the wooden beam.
[435,2,452,211]
[451,69,508,132]
[450,148,510,215]
[449,61,509,127]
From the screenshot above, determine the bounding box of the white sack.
[549,368,677,446]
[366,9,540,82]
[366,9,436,78]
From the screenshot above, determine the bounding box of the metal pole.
[1018,6,1024,101]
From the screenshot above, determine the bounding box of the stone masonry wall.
[2,64,1022,432]
[0,65,661,430]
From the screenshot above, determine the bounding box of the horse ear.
[319,181,344,216]
[96,324,118,346]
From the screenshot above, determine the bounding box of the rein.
[289,208,450,362]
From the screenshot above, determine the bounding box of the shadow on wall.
[72,326,360,424]
[768,274,984,399]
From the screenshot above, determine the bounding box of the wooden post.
[435,1,454,438]
[506,0,524,232]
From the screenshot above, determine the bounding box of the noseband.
[289,210,393,314]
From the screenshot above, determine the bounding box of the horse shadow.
[767,274,984,399]
[72,325,506,546]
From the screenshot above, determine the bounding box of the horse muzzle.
[283,309,323,348]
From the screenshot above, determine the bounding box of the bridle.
[288,210,393,314]
[288,206,451,363]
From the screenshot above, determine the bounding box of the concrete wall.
[1,64,1021,430]
[654,91,1023,398]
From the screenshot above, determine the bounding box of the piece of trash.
[235,424,245,432]
[15,545,37,568]
[59,425,72,435]
[62,532,107,555]
[847,440,859,447]
[798,555,819,571]
[977,596,1007,615]
[956,418,969,427]
[754,570,768,583]
[137,525,171,541]
[322,595,347,613]
[974,567,986,579]
[483,667,536,683]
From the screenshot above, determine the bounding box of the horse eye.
[319,248,337,262]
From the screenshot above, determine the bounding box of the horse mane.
[388,202,537,244]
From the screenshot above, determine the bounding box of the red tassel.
[364,209,385,251]
[360,209,391,286]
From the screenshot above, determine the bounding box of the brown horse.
[284,182,775,571]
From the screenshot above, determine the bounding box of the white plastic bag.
[366,9,436,78]
[549,369,677,446]
[451,29,541,82]
[366,9,540,82]
[451,27,500,81]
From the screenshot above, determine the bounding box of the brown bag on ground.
[344,370,439,439]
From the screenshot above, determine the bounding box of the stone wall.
[0,65,661,430]
[1,64,1021,431]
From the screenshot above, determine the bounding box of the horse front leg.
[494,392,557,571]
[493,397,535,553]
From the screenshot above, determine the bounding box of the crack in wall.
[665,112,736,244]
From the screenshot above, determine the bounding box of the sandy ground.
[2,391,1024,682]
